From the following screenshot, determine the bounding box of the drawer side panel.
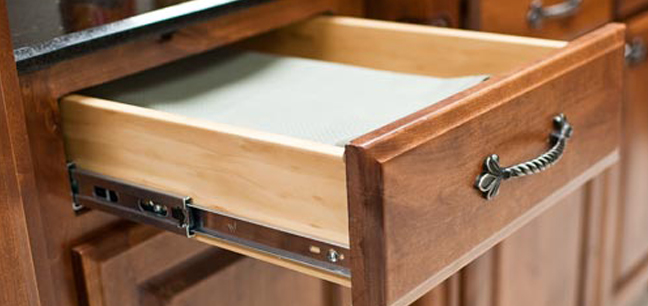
[60,96,349,246]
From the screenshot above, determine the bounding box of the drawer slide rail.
[68,165,350,278]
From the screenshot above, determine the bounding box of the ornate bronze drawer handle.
[475,114,573,200]
[527,0,582,29]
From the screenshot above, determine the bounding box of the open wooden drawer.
[60,17,624,306]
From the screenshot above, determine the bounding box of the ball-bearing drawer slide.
[68,165,350,277]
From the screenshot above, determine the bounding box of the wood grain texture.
[461,251,496,306]
[60,95,348,246]
[16,1,333,305]
[587,166,621,306]
[411,275,460,306]
[345,24,624,306]
[470,0,612,40]
[241,16,566,78]
[365,0,461,28]
[496,189,586,306]
[72,223,339,306]
[0,0,49,305]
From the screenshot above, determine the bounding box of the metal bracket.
[68,166,349,277]
[69,165,194,236]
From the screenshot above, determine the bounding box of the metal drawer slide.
[68,165,350,278]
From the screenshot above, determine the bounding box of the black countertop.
[8,0,269,72]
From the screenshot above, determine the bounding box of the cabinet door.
[495,190,586,306]
[72,222,350,306]
[612,10,648,305]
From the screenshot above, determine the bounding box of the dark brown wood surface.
[345,24,624,306]
[73,222,346,306]
[468,0,611,39]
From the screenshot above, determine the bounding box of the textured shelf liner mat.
[85,51,488,146]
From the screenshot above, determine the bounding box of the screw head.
[327,249,344,263]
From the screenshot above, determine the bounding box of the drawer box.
[60,17,623,306]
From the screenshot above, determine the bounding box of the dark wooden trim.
[345,144,387,306]
[0,0,46,304]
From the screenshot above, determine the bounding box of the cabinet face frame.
[0,0,43,304]
[609,10,648,306]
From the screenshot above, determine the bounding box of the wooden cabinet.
[57,16,623,306]
[0,0,628,305]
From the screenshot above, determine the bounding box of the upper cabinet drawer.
[60,17,624,306]
[469,0,612,39]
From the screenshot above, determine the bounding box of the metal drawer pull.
[527,0,582,29]
[475,114,573,200]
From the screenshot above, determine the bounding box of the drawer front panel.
[474,0,612,39]
[346,24,624,306]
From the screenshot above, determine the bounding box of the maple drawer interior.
[59,17,567,286]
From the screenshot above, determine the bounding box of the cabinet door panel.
[72,223,347,306]
[497,189,585,306]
